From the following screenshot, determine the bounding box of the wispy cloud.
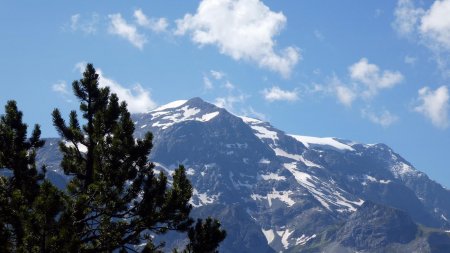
[420,0,450,51]
[349,58,403,98]
[240,106,267,121]
[335,85,356,107]
[175,0,300,78]
[224,81,235,90]
[75,63,156,113]
[361,108,399,127]
[133,9,168,33]
[313,59,402,108]
[203,76,213,90]
[404,55,417,65]
[307,60,402,127]
[392,0,424,37]
[69,13,99,35]
[210,70,225,80]
[214,94,246,111]
[52,80,69,95]
[202,70,230,91]
[262,86,299,102]
[393,0,450,75]
[108,13,147,49]
[414,85,449,129]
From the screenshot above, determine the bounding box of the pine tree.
[185,218,226,253]
[0,100,65,252]
[52,63,199,252]
[0,100,44,250]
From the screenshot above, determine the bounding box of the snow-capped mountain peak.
[136,97,222,131]
[37,97,450,253]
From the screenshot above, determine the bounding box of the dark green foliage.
[0,63,225,252]
[186,218,226,253]
[0,101,65,252]
[51,63,207,251]
[0,100,44,201]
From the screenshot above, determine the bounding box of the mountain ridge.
[36,97,450,252]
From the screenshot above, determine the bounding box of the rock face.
[337,201,418,249]
[37,97,450,252]
[291,202,450,253]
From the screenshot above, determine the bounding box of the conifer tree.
[52,63,199,251]
[0,100,65,252]
[0,100,44,249]
[186,218,227,253]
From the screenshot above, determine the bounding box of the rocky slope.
[37,97,450,252]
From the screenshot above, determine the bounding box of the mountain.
[290,201,450,253]
[37,97,450,252]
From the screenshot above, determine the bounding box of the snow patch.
[273,148,322,168]
[190,189,220,207]
[151,103,220,129]
[280,229,294,249]
[289,134,354,151]
[239,116,263,124]
[259,158,271,164]
[152,100,187,111]
[295,234,317,246]
[250,125,278,142]
[251,188,295,207]
[365,175,392,184]
[267,189,295,207]
[284,162,363,212]
[273,148,302,161]
[201,111,220,121]
[186,168,195,176]
[64,141,87,153]
[261,173,286,181]
[391,162,416,178]
[262,229,275,244]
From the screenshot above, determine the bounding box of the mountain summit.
[38,97,450,252]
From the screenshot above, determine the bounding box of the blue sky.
[1,1,450,187]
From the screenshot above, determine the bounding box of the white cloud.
[175,0,300,78]
[133,9,168,33]
[349,58,403,98]
[404,55,417,65]
[335,85,356,107]
[224,81,235,90]
[75,63,156,113]
[71,14,80,31]
[69,13,99,35]
[108,13,147,49]
[361,108,399,127]
[312,60,402,107]
[241,106,267,121]
[420,0,450,51]
[414,85,449,129]
[203,76,213,90]
[392,0,424,37]
[210,70,225,80]
[393,0,450,75]
[214,94,246,111]
[52,81,69,95]
[262,86,298,102]
[325,75,357,107]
